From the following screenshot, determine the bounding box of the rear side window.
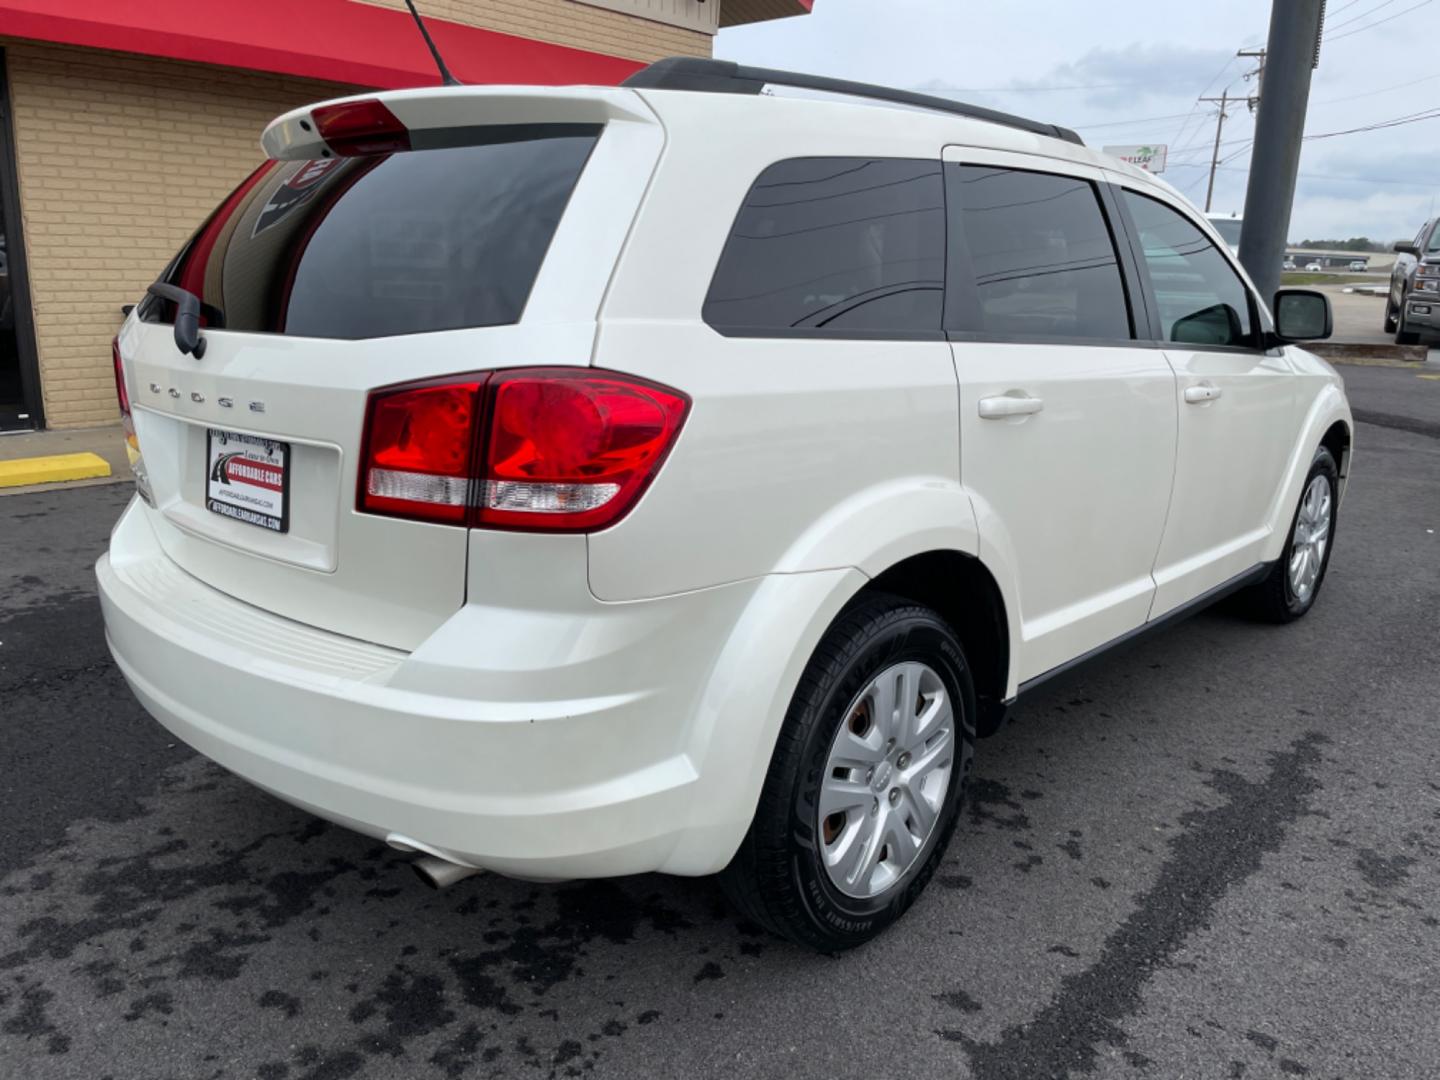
[143,126,600,339]
[948,165,1131,341]
[1122,190,1255,348]
[703,158,945,336]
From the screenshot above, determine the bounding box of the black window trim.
[1109,182,1269,356]
[702,154,950,342]
[940,159,1145,348]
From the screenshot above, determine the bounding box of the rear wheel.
[720,595,975,951]
[1243,446,1338,623]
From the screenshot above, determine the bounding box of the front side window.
[703,158,945,336]
[1425,222,1440,255]
[948,165,1131,341]
[1123,190,1255,348]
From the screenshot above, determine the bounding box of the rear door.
[1112,186,1298,616]
[943,149,1177,683]
[118,90,661,649]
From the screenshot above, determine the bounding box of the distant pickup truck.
[1388,220,1440,344]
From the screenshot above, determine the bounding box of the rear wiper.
[146,282,224,359]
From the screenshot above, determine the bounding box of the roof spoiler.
[622,57,1084,146]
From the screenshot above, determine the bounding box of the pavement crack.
[951,731,1329,1080]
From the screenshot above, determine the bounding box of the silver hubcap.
[1289,474,1332,603]
[818,661,954,899]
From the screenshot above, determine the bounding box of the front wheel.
[720,595,976,951]
[1243,446,1339,623]
[1384,296,1399,332]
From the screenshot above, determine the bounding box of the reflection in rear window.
[143,126,599,339]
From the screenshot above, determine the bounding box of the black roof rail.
[621,57,1084,147]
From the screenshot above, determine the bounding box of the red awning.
[0,0,645,89]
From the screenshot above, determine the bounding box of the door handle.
[1183,383,1222,404]
[978,393,1044,419]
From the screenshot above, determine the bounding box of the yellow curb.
[1417,374,1440,381]
[0,451,113,488]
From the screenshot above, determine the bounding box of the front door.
[943,150,1177,684]
[1116,188,1298,617]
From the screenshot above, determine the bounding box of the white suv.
[99,59,1352,951]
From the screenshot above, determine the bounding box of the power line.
[1169,55,1243,149]
[1165,161,1437,187]
[1322,0,1403,35]
[1325,0,1434,41]
[1305,106,1440,138]
[1072,110,1199,131]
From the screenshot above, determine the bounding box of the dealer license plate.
[205,428,290,533]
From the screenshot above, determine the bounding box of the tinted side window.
[703,158,945,335]
[1122,191,1255,348]
[949,165,1131,341]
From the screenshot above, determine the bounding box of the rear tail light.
[311,99,411,156]
[358,369,689,532]
[114,336,152,504]
[113,337,137,454]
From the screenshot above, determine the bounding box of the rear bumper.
[98,498,859,879]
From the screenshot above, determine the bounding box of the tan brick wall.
[358,0,711,62]
[4,3,707,429]
[4,42,356,427]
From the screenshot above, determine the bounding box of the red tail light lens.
[311,99,411,156]
[359,379,486,524]
[357,370,689,532]
[112,337,130,417]
[478,370,690,531]
[113,337,139,454]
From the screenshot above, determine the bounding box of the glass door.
[0,49,40,432]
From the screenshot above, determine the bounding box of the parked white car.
[99,59,1353,950]
[1348,259,1367,272]
[1306,261,1324,272]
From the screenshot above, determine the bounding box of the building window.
[570,0,720,34]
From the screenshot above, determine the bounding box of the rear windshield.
[141,125,599,339]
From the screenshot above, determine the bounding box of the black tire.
[1242,446,1339,623]
[719,594,976,952]
[1396,319,1421,345]
[1384,297,1399,332]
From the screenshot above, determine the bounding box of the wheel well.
[860,551,1010,736]
[1320,420,1351,492]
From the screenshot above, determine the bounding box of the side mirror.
[1394,240,1419,255]
[1272,288,1332,342]
[1172,302,1244,346]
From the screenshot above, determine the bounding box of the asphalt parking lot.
[2,362,1438,1080]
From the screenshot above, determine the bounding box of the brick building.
[0,0,812,430]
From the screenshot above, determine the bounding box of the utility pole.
[1237,46,1266,108]
[1239,0,1326,304]
[1200,89,1229,213]
[1200,48,1264,214]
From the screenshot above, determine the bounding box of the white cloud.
[717,0,1440,240]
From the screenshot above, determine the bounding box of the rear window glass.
[703,158,946,336]
[142,125,599,339]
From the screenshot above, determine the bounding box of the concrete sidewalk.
[0,423,131,496]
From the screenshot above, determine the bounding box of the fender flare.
[1260,385,1352,564]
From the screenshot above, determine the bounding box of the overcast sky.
[715,0,1440,244]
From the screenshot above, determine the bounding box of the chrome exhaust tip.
[412,854,483,890]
